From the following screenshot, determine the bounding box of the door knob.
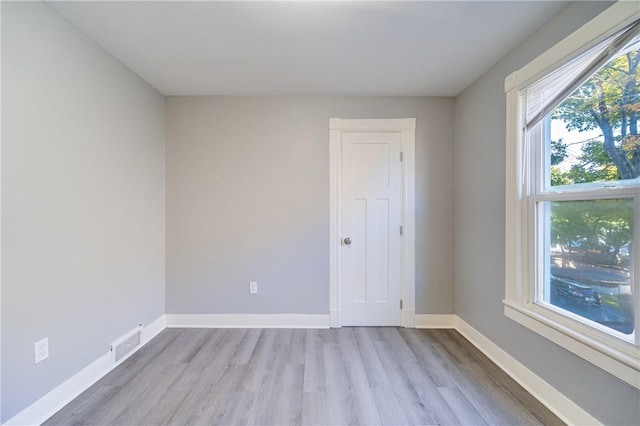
[344,237,352,245]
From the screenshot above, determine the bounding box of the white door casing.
[329,118,416,328]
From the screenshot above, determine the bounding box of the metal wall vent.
[111,325,142,364]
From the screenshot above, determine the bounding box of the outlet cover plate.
[34,337,49,364]
[249,281,258,294]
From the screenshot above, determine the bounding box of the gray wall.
[166,97,454,315]
[454,1,639,424]
[6,0,633,423]
[1,2,166,421]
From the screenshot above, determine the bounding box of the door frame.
[329,118,416,328]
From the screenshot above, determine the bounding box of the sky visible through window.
[550,120,601,174]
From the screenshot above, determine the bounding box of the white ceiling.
[45,1,570,97]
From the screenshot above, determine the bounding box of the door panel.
[373,198,390,303]
[352,198,367,303]
[341,131,402,326]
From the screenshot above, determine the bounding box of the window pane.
[547,46,640,189]
[544,199,634,336]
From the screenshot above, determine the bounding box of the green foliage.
[550,199,633,266]
[553,51,639,133]
[551,48,640,182]
[550,166,571,186]
[550,139,567,165]
[565,140,619,183]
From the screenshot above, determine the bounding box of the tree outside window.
[542,46,638,336]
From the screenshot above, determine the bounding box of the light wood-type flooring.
[45,327,564,425]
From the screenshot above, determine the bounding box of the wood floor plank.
[99,328,183,387]
[377,328,459,425]
[352,327,391,388]
[217,391,257,426]
[44,384,118,425]
[423,330,524,425]
[335,330,383,423]
[109,363,189,425]
[430,329,544,425]
[288,328,306,365]
[238,329,276,392]
[399,327,458,388]
[229,328,261,365]
[303,329,326,393]
[372,338,439,425]
[262,363,304,425]
[336,328,373,391]
[458,359,545,426]
[424,338,518,425]
[136,362,205,425]
[194,365,246,425]
[448,330,562,425]
[438,386,488,425]
[445,330,563,426]
[45,327,566,426]
[349,390,383,425]
[162,341,242,425]
[323,341,354,425]
[301,391,329,426]
[370,386,410,425]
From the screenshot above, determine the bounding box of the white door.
[340,130,403,326]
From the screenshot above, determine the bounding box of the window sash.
[537,296,636,343]
[530,195,637,343]
[526,120,639,342]
[523,188,640,353]
[531,187,640,202]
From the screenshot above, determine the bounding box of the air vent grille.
[111,326,142,364]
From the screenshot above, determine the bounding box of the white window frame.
[505,1,640,390]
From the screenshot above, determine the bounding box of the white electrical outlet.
[249,281,258,294]
[34,337,49,364]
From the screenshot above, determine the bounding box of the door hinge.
[400,152,404,161]
[400,299,403,309]
[399,226,403,235]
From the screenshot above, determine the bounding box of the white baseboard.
[454,316,600,426]
[414,314,456,329]
[4,315,167,426]
[4,312,598,426]
[142,314,166,344]
[4,352,113,426]
[166,314,330,329]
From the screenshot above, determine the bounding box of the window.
[505,2,640,389]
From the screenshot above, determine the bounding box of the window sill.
[503,299,640,389]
